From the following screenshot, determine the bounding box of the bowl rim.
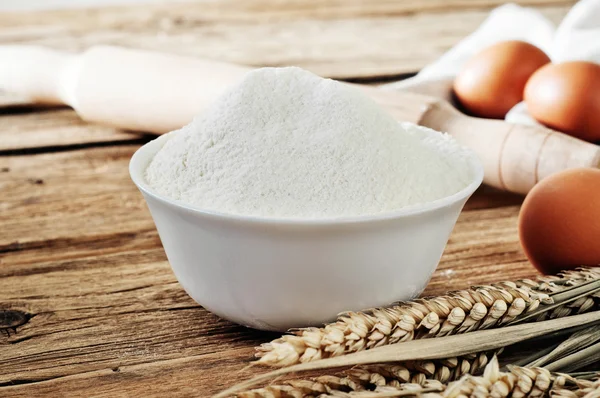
[130,129,484,226]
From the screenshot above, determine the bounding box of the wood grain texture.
[0,109,148,151]
[0,1,573,79]
[0,349,260,398]
[0,147,536,396]
[0,146,154,251]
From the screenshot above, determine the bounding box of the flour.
[145,67,474,219]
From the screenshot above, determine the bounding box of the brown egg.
[519,168,600,274]
[453,41,550,119]
[524,61,600,142]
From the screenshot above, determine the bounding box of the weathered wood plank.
[0,2,572,79]
[0,144,533,385]
[0,232,534,394]
[0,109,148,151]
[0,216,534,390]
[462,185,522,211]
[0,349,259,398]
[194,0,572,19]
[0,247,267,381]
[0,0,574,27]
[0,145,150,249]
[0,143,537,395]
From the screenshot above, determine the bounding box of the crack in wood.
[0,346,255,390]
[0,378,51,388]
[0,136,156,157]
[1,306,234,350]
[1,325,260,373]
[342,71,417,84]
[0,229,158,262]
[0,247,168,282]
[0,104,66,116]
[6,323,99,346]
[2,283,181,306]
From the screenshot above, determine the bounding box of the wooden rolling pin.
[1,45,599,194]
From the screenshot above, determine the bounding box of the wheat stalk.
[257,268,600,367]
[235,373,444,398]
[233,355,600,398]
[551,379,600,397]
[366,350,500,385]
[236,352,497,397]
[218,312,600,398]
[430,360,600,398]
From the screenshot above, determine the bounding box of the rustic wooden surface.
[0,0,573,80]
[0,1,574,397]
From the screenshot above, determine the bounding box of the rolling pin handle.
[0,45,79,106]
[419,100,600,194]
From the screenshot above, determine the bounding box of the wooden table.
[0,1,576,396]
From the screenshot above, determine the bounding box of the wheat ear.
[316,367,600,398]
[236,351,497,397]
[234,355,599,398]
[235,375,443,398]
[425,357,561,398]
[550,378,600,397]
[364,349,500,385]
[257,268,600,367]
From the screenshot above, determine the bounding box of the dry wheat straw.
[363,350,500,385]
[551,379,600,398]
[235,373,444,398]
[427,360,600,398]
[234,356,600,398]
[257,268,600,367]
[236,352,497,397]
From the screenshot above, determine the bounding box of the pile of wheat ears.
[256,268,600,367]
[238,357,600,397]
[226,268,600,397]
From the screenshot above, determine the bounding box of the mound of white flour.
[145,67,474,219]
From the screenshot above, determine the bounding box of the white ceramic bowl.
[130,132,483,331]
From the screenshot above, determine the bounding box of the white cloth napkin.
[384,0,600,125]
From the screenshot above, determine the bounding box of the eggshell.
[519,168,600,274]
[524,61,600,142]
[453,41,550,119]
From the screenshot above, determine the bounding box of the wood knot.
[0,309,31,336]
